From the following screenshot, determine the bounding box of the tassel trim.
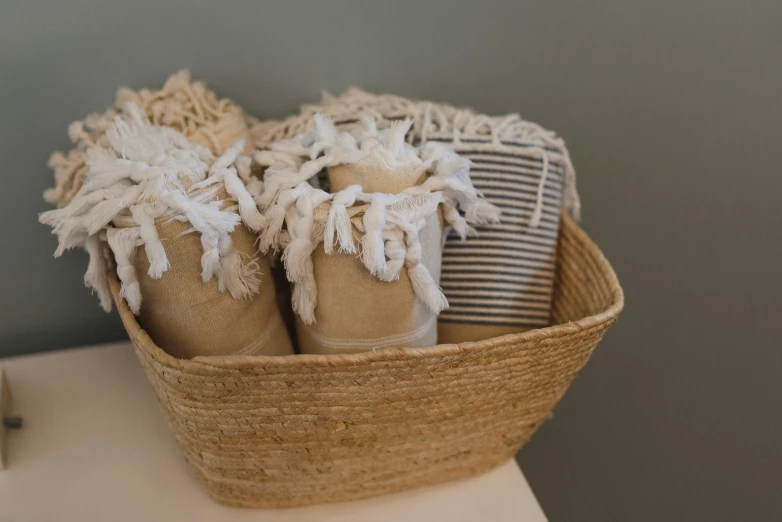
[251,88,580,223]
[40,104,261,313]
[255,115,497,323]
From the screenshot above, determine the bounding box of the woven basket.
[108,214,623,508]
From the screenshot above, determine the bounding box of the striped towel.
[429,136,568,338]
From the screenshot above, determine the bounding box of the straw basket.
[108,214,623,508]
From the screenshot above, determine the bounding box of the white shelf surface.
[0,343,546,522]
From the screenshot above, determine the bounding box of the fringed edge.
[44,69,251,209]
[255,115,499,323]
[253,114,422,212]
[252,88,581,222]
[105,227,143,314]
[83,234,112,312]
[40,105,264,313]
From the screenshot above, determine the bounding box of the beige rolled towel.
[117,190,291,358]
[297,165,444,354]
[41,105,293,358]
[254,115,498,355]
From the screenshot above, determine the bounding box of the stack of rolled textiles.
[254,89,580,344]
[40,72,293,358]
[41,71,580,358]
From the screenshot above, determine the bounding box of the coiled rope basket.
[107,213,623,508]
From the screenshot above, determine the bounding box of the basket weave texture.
[109,214,623,508]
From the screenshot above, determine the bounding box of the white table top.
[0,343,546,522]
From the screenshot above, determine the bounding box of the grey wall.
[1,1,779,520]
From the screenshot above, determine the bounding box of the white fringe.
[83,234,112,312]
[130,203,168,278]
[386,212,448,314]
[259,182,312,253]
[361,195,390,276]
[39,103,262,313]
[216,233,261,299]
[106,228,142,314]
[254,114,496,321]
[324,184,361,254]
[252,88,581,223]
[190,140,267,232]
[281,187,333,323]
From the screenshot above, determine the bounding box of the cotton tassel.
[53,230,88,257]
[324,185,361,254]
[260,203,288,253]
[464,199,502,226]
[83,183,145,235]
[136,170,174,204]
[216,233,260,299]
[292,276,317,325]
[160,190,239,281]
[417,141,501,226]
[199,226,221,283]
[42,204,89,254]
[235,154,253,181]
[357,115,378,142]
[378,228,406,282]
[282,189,332,323]
[442,197,475,241]
[245,176,264,205]
[161,190,240,235]
[194,140,267,232]
[222,167,265,231]
[52,182,144,256]
[83,234,112,312]
[397,221,448,314]
[381,119,413,163]
[361,195,389,275]
[381,194,444,280]
[106,228,142,314]
[282,189,331,283]
[282,196,315,283]
[255,155,330,210]
[252,149,302,170]
[52,222,85,257]
[130,204,168,278]
[259,183,311,253]
[79,151,151,194]
[310,113,345,159]
[39,188,113,228]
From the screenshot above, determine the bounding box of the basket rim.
[109,213,623,371]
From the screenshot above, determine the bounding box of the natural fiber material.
[45,70,252,208]
[110,214,623,508]
[267,90,577,344]
[253,116,498,345]
[132,215,292,359]
[40,105,266,314]
[40,101,293,358]
[296,163,443,354]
